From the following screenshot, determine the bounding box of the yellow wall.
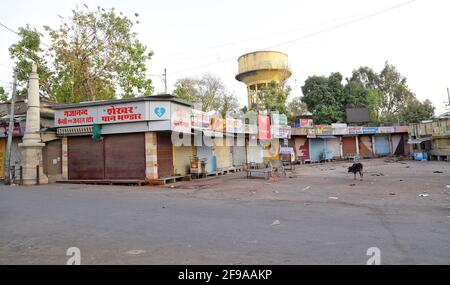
[173,145,193,176]
[0,138,6,177]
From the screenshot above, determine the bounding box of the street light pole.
[4,72,17,185]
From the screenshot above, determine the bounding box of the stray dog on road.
[348,163,363,180]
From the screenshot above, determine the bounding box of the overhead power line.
[0,21,50,47]
[168,0,417,75]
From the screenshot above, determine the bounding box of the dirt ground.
[156,158,450,207]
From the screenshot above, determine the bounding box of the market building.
[408,117,450,161]
[54,95,193,182]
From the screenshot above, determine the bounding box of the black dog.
[348,163,363,180]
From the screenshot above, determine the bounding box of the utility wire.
[154,10,373,61]
[168,0,416,75]
[0,21,50,47]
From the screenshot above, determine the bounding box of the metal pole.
[4,72,17,185]
[164,68,167,94]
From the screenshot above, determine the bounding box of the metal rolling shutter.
[359,135,373,157]
[104,133,145,179]
[309,138,325,161]
[43,140,62,176]
[326,138,341,159]
[68,136,104,180]
[294,137,310,161]
[198,145,215,172]
[375,135,390,156]
[173,146,193,176]
[215,145,232,169]
[157,133,174,178]
[342,136,357,157]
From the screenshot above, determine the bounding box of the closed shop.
[342,136,357,157]
[68,136,104,180]
[391,134,409,156]
[214,138,232,169]
[157,132,174,178]
[198,145,215,172]
[375,135,390,156]
[247,145,263,164]
[0,138,5,177]
[105,133,145,179]
[294,137,310,162]
[173,145,194,175]
[231,137,247,166]
[325,138,341,159]
[309,138,326,162]
[359,135,373,157]
[43,139,62,177]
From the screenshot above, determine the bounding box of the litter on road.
[271,220,281,226]
[418,194,430,197]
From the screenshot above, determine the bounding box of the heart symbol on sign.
[154,107,166,118]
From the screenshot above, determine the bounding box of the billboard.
[346,108,370,123]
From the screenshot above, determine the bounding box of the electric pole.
[164,68,167,94]
[4,72,17,185]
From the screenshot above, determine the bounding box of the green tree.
[256,81,291,115]
[45,5,153,103]
[0,87,8,102]
[287,96,308,121]
[173,73,236,115]
[301,73,345,124]
[8,25,51,96]
[397,98,434,123]
[378,62,414,115]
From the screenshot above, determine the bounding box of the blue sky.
[1,0,449,115]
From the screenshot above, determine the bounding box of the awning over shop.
[316,135,337,139]
[407,137,432,144]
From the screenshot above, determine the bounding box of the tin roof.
[52,94,192,110]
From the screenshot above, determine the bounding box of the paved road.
[0,183,449,265]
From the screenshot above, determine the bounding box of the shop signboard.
[378,126,394,133]
[348,127,363,135]
[149,101,170,121]
[272,125,291,138]
[191,109,211,130]
[171,103,192,133]
[362,127,378,134]
[271,113,287,126]
[55,107,97,127]
[100,102,146,124]
[315,125,333,136]
[307,128,316,138]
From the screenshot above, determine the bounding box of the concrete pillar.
[61,137,68,180]
[371,135,376,156]
[18,63,48,185]
[145,132,158,180]
[339,136,343,159]
[355,135,360,155]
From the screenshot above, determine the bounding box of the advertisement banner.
[299,118,313,128]
[258,115,271,140]
[211,116,224,133]
[271,125,291,139]
[191,109,211,130]
[307,128,316,138]
[315,125,333,136]
[271,113,287,126]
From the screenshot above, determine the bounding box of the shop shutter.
[173,146,193,176]
[294,137,310,161]
[68,136,104,180]
[215,145,232,169]
[391,134,404,156]
[232,146,247,167]
[157,132,174,178]
[104,133,145,179]
[309,138,326,161]
[247,145,263,164]
[359,135,373,157]
[43,139,62,176]
[342,136,357,157]
[198,145,215,172]
[375,135,390,155]
[326,138,341,159]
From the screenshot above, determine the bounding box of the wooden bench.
[246,168,271,180]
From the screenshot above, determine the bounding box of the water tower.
[235,51,292,109]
